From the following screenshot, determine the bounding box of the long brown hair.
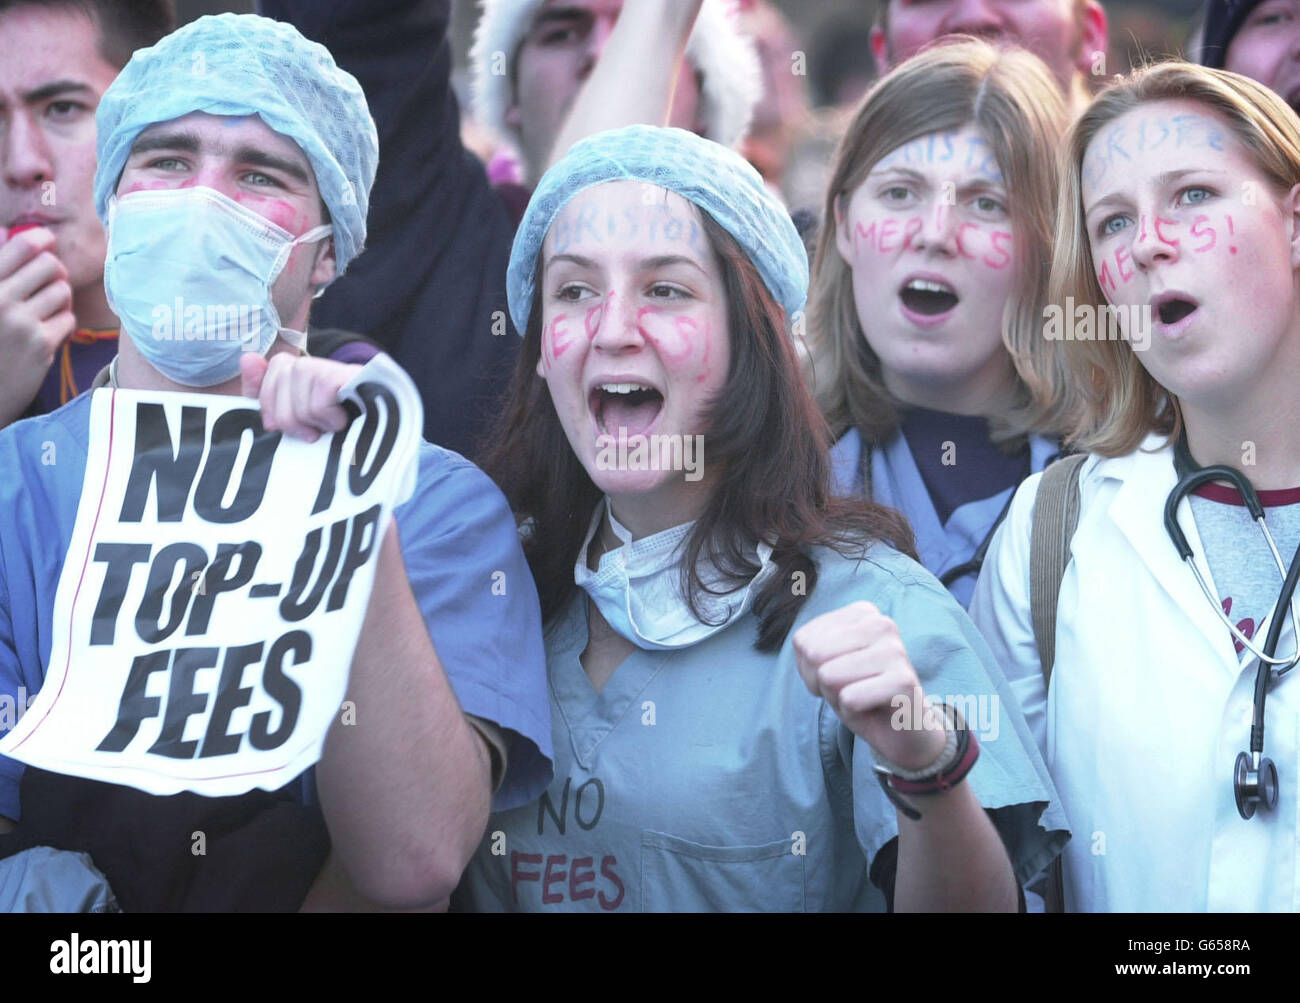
[481,210,916,652]
[806,38,1070,446]
[1048,62,1300,455]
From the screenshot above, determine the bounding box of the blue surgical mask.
[574,497,777,650]
[103,186,332,387]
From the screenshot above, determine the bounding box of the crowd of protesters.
[2,0,1300,912]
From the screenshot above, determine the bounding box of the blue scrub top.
[453,542,1068,912]
[0,392,553,820]
[830,427,1058,608]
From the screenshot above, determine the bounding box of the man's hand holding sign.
[243,352,496,908]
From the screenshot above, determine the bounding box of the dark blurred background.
[179,0,1205,108]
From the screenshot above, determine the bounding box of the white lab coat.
[971,434,1300,911]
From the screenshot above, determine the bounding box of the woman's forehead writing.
[871,129,1004,185]
[545,196,710,261]
[1083,106,1231,195]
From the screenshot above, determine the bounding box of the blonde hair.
[806,38,1070,446]
[1048,62,1300,456]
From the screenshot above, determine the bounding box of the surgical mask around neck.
[574,497,777,650]
[103,186,332,387]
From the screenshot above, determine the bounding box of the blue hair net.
[508,125,808,334]
[94,13,377,276]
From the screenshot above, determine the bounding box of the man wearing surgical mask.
[0,13,552,912]
[104,112,339,399]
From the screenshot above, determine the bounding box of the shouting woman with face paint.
[807,39,1071,609]
[453,125,1067,912]
[971,64,1300,911]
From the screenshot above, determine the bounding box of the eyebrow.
[235,147,311,185]
[642,254,707,274]
[127,131,312,185]
[868,166,927,183]
[128,130,201,156]
[1084,168,1228,217]
[867,166,1005,194]
[546,253,597,272]
[21,80,96,104]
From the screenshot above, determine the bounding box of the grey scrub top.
[454,543,1068,911]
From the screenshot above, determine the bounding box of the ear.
[870,26,889,74]
[1075,1,1108,81]
[1287,183,1300,272]
[833,194,856,267]
[310,235,337,291]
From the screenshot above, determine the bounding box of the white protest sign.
[0,354,422,796]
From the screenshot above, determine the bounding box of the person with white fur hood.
[472,0,762,191]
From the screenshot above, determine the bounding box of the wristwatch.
[870,702,981,820]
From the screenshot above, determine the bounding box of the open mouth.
[900,278,959,316]
[1155,296,1198,326]
[591,382,665,437]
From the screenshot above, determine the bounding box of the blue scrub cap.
[507,125,808,334]
[94,13,378,276]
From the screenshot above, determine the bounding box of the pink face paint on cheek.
[1098,260,1117,294]
[901,217,923,250]
[982,230,1012,269]
[124,178,193,195]
[1226,214,1236,254]
[547,313,574,361]
[234,197,307,234]
[1115,246,1135,283]
[1154,217,1179,246]
[955,222,978,260]
[673,316,699,359]
[695,321,714,384]
[584,303,604,339]
[1191,214,1216,252]
[637,306,693,362]
[854,220,879,254]
[877,219,901,252]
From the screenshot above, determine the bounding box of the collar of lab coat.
[1088,433,1278,667]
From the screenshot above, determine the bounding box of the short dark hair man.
[0,0,175,427]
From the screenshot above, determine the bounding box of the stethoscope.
[1165,432,1300,819]
[938,488,1016,587]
